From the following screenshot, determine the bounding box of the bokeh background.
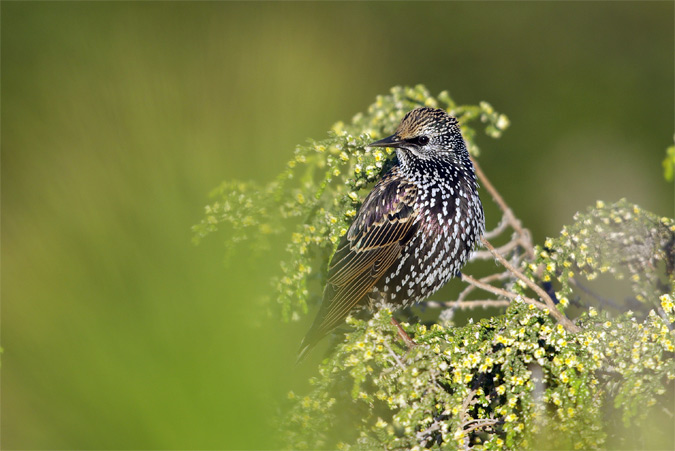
[3,2,673,449]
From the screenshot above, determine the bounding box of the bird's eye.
[417,135,429,145]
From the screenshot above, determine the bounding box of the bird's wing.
[311,169,419,338]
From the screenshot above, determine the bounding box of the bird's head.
[368,107,466,164]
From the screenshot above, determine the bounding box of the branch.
[461,273,548,312]
[462,418,501,435]
[480,236,581,333]
[420,299,511,310]
[457,271,513,302]
[469,238,522,262]
[383,340,406,370]
[472,158,535,259]
[482,214,510,240]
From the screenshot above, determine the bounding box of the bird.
[297,107,485,361]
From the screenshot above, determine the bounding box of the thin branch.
[383,340,405,370]
[420,299,511,310]
[470,238,522,261]
[391,317,417,349]
[462,418,501,435]
[459,389,478,426]
[453,389,503,450]
[417,422,441,447]
[472,158,535,259]
[462,273,548,311]
[480,236,581,333]
[457,271,512,301]
[482,214,510,240]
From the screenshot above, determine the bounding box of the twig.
[480,236,581,333]
[482,214,510,240]
[453,389,502,449]
[470,238,522,261]
[472,158,535,259]
[460,389,478,422]
[458,387,478,448]
[457,271,511,301]
[417,422,441,447]
[461,418,501,435]
[391,317,417,349]
[462,273,548,311]
[420,299,511,310]
[383,340,406,370]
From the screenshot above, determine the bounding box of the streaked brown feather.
[316,244,401,336]
[306,168,419,340]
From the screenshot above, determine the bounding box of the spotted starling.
[298,107,484,360]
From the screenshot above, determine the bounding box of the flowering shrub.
[194,86,674,449]
[280,297,674,450]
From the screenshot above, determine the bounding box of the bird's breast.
[378,168,484,306]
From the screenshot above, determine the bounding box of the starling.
[298,107,484,360]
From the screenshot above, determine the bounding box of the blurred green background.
[2,2,672,449]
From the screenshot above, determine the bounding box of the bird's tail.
[296,335,318,364]
[296,321,326,364]
[296,339,314,364]
[296,284,341,363]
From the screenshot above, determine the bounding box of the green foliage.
[192,85,509,321]
[533,199,675,307]
[195,86,674,449]
[280,295,674,450]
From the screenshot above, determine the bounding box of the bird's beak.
[368,134,404,149]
